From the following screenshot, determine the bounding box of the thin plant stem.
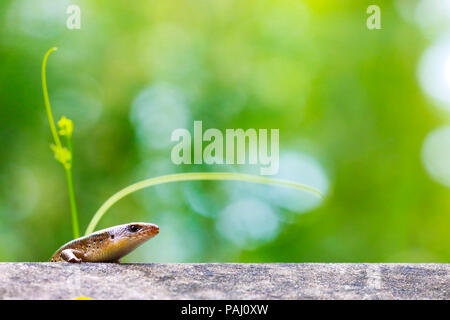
[85,172,323,235]
[65,167,80,238]
[41,47,61,148]
[42,47,80,239]
[66,136,79,238]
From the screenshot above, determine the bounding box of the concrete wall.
[0,263,448,299]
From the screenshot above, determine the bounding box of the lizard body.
[50,222,159,263]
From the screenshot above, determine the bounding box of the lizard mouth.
[142,223,159,237]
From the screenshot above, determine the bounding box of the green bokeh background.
[0,0,449,262]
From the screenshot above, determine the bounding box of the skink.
[50,222,159,263]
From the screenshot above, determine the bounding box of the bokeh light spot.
[216,198,280,249]
[421,126,450,187]
[230,151,329,214]
[130,83,189,150]
[418,36,450,112]
[6,0,70,39]
[414,0,450,38]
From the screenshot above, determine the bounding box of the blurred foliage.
[0,0,448,262]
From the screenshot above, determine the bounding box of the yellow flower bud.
[58,116,74,137]
[50,144,72,169]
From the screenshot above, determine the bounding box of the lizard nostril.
[111,235,115,239]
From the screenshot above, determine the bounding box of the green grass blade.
[85,172,323,235]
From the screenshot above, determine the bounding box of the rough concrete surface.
[0,263,448,300]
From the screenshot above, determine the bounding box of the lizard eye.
[128,225,141,233]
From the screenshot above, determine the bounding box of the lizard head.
[122,222,160,239]
[100,222,159,261]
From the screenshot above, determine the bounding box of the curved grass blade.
[85,172,323,235]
